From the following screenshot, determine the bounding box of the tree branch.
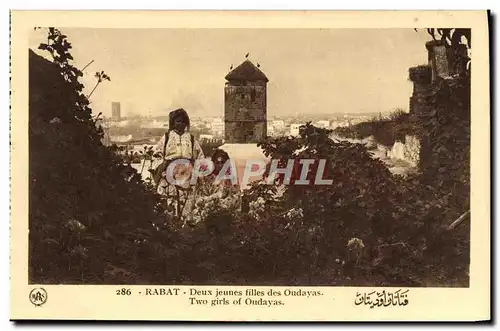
[87,82,100,99]
[82,59,95,72]
[446,210,470,230]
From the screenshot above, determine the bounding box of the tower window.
[251,90,256,102]
[241,94,245,100]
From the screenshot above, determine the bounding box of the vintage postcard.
[10,10,490,321]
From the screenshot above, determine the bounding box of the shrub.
[29,29,167,284]
[333,110,416,147]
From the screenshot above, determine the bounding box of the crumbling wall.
[408,66,432,115]
[387,135,421,167]
[388,141,406,160]
[409,40,468,117]
[404,135,421,166]
[432,44,449,79]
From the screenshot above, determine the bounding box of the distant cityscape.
[97,58,406,148]
[99,101,393,147]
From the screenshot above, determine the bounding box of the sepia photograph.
[10,10,490,321]
[27,26,472,287]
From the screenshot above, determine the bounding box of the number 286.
[116,288,131,295]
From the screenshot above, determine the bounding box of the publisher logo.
[29,288,47,307]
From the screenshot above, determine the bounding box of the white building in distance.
[271,120,285,130]
[111,120,130,128]
[330,120,350,129]
[140,119,168,129]
[110,134,133,143]
[267,126,277,136]
[290,123,303,136]
[315,120,330,129]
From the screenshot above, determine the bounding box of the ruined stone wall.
[426,41,468,81]
[432,44,449,80]
[404,135,421,166]
[410,82,431,115]
[405,40,469,175]
[387,135,421,167]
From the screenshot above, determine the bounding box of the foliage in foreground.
[29,28,469,286]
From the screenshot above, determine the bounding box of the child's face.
[213,156,226,174]
[173,117,187,133]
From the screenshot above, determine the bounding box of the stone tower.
[111,102,121,121]
[408,40,468,115]
[224,59,268,143]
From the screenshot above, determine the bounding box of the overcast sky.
[29,28,431,118]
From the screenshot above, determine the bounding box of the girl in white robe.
[152,108,204,224]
